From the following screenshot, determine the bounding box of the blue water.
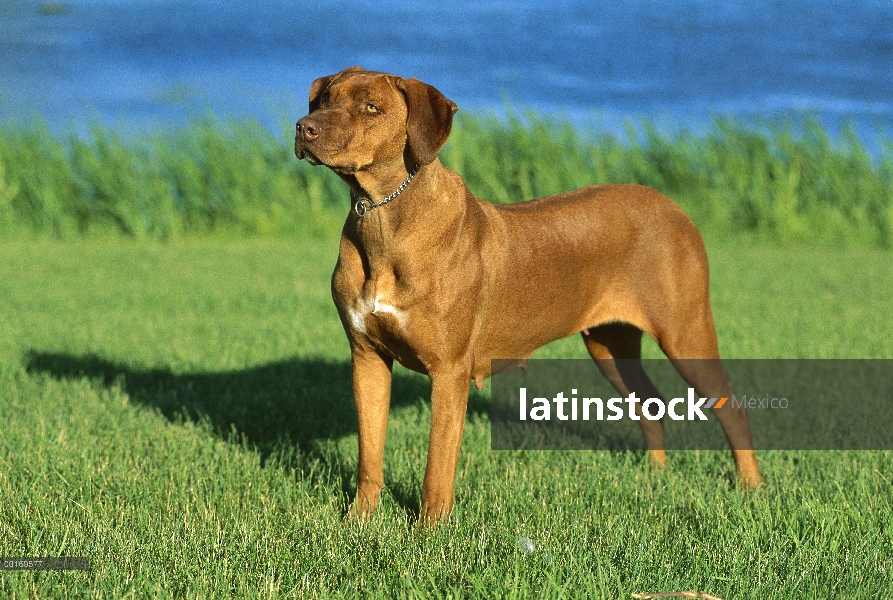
[1,0,892,133]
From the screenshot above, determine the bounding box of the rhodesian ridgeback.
[294,66,762,523]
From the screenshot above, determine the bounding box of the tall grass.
[0,117,346,239]
[1,112,891,245]
[444,112,893,247]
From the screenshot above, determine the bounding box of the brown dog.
[294,66,761,522]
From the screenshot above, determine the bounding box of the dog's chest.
[332,247,440,371]
[339,267,416,340]
[345,292,407,337]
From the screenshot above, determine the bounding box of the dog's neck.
[342,148,418,205]
[340,158,470,265]
[349,164,419,218]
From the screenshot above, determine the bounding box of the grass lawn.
[1,236,891,598]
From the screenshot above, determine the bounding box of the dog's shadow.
[26,351,491,516]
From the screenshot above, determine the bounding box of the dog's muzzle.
[295,117,323,163]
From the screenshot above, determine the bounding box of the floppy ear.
[308,66,365,113]
[398,78,458,165]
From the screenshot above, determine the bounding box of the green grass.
[1,109,891,596]
[1,237,891,598]
[1,112,891,245]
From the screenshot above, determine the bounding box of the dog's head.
[295,66,457,174]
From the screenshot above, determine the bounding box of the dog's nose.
[297,117,321,141]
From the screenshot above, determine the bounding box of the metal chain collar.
[350,163,420,217]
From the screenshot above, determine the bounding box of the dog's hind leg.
[655,307,763,488]
[582,322,668,467]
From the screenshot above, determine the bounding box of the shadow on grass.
[25,351,491,517]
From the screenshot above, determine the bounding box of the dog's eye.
[365,103,380,114]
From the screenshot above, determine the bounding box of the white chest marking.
[347,303,368,335]
[347,296,405,335]
[372,298,406,329]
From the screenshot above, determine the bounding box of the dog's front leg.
[419,365,471,524]
[349,348,394,518]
